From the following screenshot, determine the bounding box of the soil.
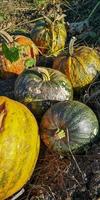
[0,0,100,200]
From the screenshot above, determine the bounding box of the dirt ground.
[0,0,100,200]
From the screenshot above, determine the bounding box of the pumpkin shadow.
[0,73,17,99]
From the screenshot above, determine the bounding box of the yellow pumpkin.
[0,31,39,76]
[53,37,100,89]
[0,96,40,200]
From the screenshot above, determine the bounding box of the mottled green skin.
[40,101,99,155]
[14,67,73,119]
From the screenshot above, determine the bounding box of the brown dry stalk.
[66,128,86,183]
[0,30,13,43]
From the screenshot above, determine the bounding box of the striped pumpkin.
[31,14,67,56]
[40,100,99,155]
[0,96,40,200]
[53,37,100,89]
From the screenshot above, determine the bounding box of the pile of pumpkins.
[0,14,100,200]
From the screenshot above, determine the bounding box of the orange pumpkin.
[53,37,100,89]
[0,96,40,200]
[0,31,39,76]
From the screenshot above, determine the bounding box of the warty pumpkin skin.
[14,67,73,119]
[40,100,99,155]
[0,31,39,75]
[53,37,100,89]
[0,96,40,200]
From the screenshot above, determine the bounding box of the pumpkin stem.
[0,30,13,44]
[55,128,66,140]
[69,37,77,56]
[39,68,50,81]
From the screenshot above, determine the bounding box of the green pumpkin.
[31,14,67,56]
[40,100,99,155]
[14,67,73,119]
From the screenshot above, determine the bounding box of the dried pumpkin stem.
[55,128,66,140]
[0,30,13,44]
[69,37,77,56]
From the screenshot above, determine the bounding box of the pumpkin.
[40,100,99,155]
[53,37,100,89]
[0,30,39,76]
[0,96,40,200]
[14,67,73,119]
[31,13,67,56]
